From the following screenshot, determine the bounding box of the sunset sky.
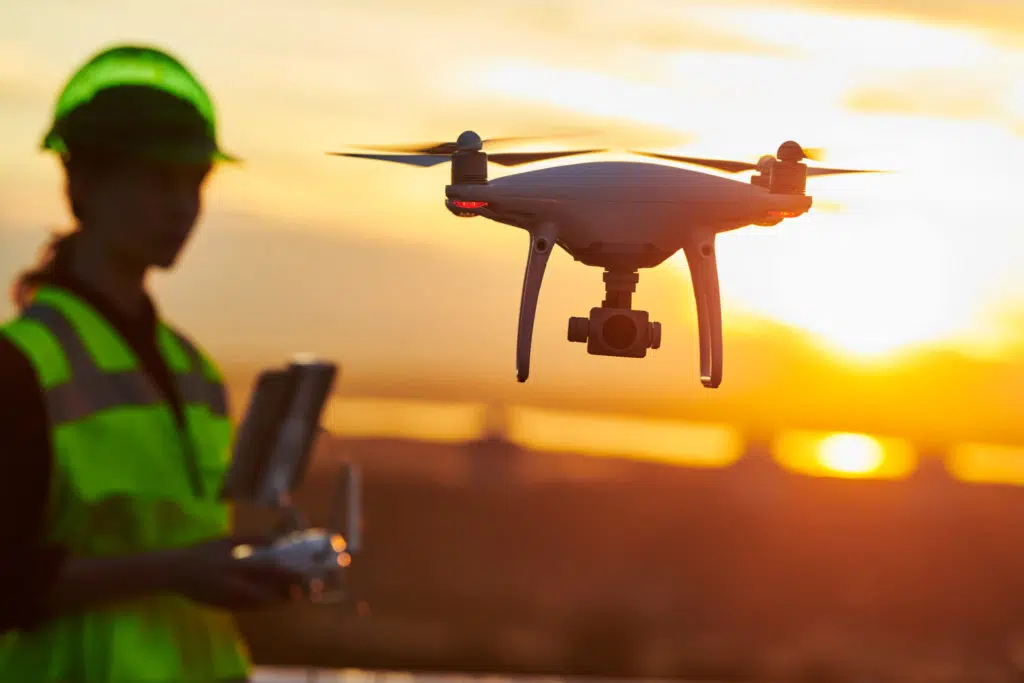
[2,0,1024,458]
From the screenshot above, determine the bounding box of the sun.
[707,197,976,361]
[774,430,917,479]
[816,433,885,475]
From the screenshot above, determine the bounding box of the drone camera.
[568,307,662,358]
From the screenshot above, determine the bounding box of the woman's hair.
[10,230,81,310]
[9,152,120,310]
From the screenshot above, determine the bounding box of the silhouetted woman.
[0,44,302,683]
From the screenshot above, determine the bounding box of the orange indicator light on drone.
[452,200,487,209]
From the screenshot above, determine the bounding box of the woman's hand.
[164,535,307,611]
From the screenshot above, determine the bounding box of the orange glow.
[773,431,917,480]
[321,398,487,443]
[506,407,744,467]
[948,443,1024,486]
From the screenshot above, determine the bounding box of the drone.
[329,132,883,388]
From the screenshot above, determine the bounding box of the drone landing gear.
[567,268,662,359]
[681,238,723,388]
[512,227,724,389]
[516,224,557,383]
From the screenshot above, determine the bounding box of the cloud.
[491,1,796,57]
[726,0,1024,43]
[843,68,1013,123]
[2,0,791,89]
[0,0,787,158]
[326,0,794,58]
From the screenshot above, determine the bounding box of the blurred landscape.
[228,375,1024,683]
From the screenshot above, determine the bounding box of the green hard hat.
[42,44,238,164]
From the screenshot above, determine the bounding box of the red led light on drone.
[452,200,487,209]
[767,210,801,218]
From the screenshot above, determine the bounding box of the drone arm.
[682,238,724,388]
[516,222,558,383]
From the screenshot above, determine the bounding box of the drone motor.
[450,131,488,186]
[750,155,775,190]
[748,142,809,196]
[769,166,808,197]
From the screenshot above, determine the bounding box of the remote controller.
[224,357,362,605]
[232,529,350,582]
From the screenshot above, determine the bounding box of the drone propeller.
[331,152,452,167]
[631,142,883,177]
[344,133,578,155]
[801,147,827,162]
[634,152,758,174]
[328,130,606,168]
[329,149,607,168]
[806,166,883,177]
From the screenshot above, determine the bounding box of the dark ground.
[233,431,1024,683]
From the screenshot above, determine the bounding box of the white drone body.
[332,132,879,388]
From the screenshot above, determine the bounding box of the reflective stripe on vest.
[0,287,250,683]
[22,303,228,424]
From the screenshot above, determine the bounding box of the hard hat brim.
[42,115,241,165]
[43,133,241,166]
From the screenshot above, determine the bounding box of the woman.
[0,44,303,683]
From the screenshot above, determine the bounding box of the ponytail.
[10,230,80,310]
[10,148,130,309]
[10,152,97,310]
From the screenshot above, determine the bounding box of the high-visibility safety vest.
[0,285,251,683]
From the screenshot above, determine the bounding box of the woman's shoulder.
[0,333,47,412]
[0,332,41,387]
